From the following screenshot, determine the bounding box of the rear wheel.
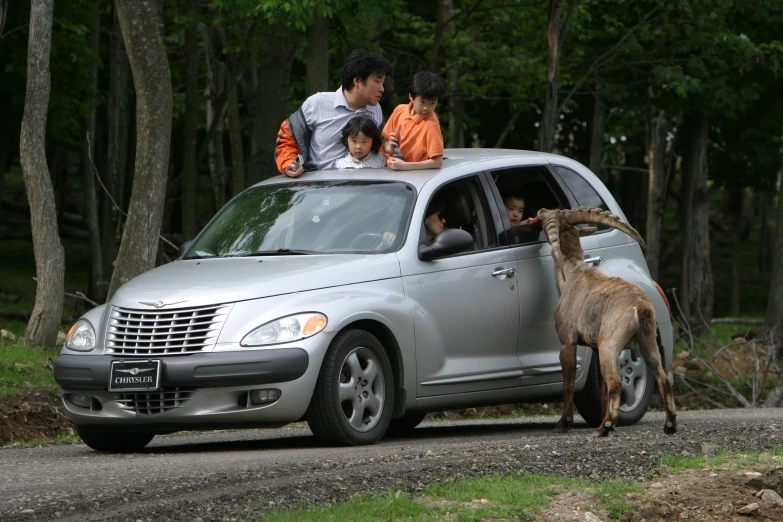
[75,425,154,452]
[306,329,394,445]
[574,348,653,427]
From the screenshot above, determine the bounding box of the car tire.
[574,348,653,428]
[75,425,154,452]
[384,413,426,438]
[306,329,394,446]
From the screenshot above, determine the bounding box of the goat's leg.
[639,336,677,434]
[554,343,578,433]
[593,342,623,437]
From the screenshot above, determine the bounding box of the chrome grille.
[106,303,232,355]
[115,388,193,415]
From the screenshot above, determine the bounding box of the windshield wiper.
[238,248,319,257]
[184,253,218,259]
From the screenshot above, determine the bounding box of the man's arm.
[274,120,304,177]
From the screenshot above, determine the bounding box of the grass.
[0,339,59,398]
[252,473,644,522]
[251,448,783,522]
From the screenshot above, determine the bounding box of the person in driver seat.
[423,195,447,245]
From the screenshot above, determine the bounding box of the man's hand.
[284,164,304,177]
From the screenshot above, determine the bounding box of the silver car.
[54,149,674,451]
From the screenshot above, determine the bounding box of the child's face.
[348,131,373,161]
[505,197,525,226]
[409,95,438,119]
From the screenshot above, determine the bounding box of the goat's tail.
[637,305,655,337]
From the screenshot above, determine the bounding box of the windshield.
[183,181,415,258]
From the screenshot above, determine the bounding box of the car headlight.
[241,313,327,347]
[65,319,96,352]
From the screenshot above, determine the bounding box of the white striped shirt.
[302,87,384,170]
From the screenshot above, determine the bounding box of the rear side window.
[553,166,610,231]
[553,166,608,210]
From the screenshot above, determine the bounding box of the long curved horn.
[563,206,647,253]
[538,209,566,282]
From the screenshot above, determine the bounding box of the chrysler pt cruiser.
[54,149,674,451]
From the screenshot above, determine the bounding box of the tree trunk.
[108,0,173,300]
[248,31,297,185]
[306,14,329,96]
[204,26,226,211]
[679,111,713,331]
[761,165,783,352]
[20,0,64,347]
[440,0,463,149]
[103,5,130,284]
[182,6,199,238]
[538,0,562,153]
[588,86,606,182]
[82,0,103,302]
[728,187,751,317]
[645,110,667,282]
[227,59,245,198]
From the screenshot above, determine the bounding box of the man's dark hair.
[340,116,383,153]
[341,50,393,92]
[409,71,447,101]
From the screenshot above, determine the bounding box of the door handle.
[492,267,516,278]
[584,256,602,266]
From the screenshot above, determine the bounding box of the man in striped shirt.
[275,50,393,177]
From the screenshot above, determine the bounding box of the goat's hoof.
[590,429,609,438]
[664,422,677,435]
[553,421,570,433]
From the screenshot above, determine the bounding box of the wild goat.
[537,206,677,437]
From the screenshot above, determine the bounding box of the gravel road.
[1,408,782,522]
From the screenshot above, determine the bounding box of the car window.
[487,166,570,245]
[552,166,610,230]
[424,176,497,252]
[184,181,415,257]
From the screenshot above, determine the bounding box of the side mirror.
[418,229,474,261]
[178,239,193,258]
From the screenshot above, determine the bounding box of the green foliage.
[0,340,59,398]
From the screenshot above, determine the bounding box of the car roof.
[256,148,560,191]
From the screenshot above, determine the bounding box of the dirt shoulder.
[0,389,73,445]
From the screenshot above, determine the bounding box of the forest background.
[1,0,783,351]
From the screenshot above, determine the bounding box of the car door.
[398,175,522,398]
[487,165,604,385]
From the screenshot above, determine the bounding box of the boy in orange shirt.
[382,72,446,170]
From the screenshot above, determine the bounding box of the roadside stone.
[56,330,66,346]
[582,513,602,522]
[701,443,719,456]
[737,502,759,515]
[756,488,783,506]
[0,329,18,341]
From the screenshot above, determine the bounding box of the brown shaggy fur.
[541,209,677,437]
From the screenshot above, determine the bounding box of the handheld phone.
[291,154,304,170]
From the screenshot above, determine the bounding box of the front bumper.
[54,349,309,390]
[54,348,319,429]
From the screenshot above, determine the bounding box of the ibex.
[537,206,677,437]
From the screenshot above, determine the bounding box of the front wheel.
[574,348,653,428]
[306,329,394,446]
[75,425,154,452]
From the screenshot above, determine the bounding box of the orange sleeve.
[275,120,300,174]
[381,105,402,158]
[426,122,445,159]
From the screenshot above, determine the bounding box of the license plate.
[108,360,161,392]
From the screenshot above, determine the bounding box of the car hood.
[110,255,402,309]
